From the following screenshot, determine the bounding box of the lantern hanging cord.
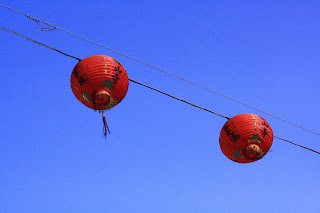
[1,26,319,156]
[1,3,319,138]
[101,111,110,138]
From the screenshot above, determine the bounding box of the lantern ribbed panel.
[219,113,273,163]
[70,55,129,110]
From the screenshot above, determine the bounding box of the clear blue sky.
[1,1,320,212]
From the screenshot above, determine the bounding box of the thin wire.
[0,3,26,15]
[1,3,319,137]
[129,79,230,119]
[274,136,320,155]
[0,25,228,119]
[131,79,319,155]
[0,26,81,61]
[1,25,319,156]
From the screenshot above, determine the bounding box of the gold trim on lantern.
[71,82,80,91]
[220,135,230,147]
[80,61,89,80]
[103,55,108,74]
[104,96,117,109]
[251,113,257,131]
[230,117,239,135]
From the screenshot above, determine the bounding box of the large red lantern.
[219,113,273,163]
[70,55,129,136]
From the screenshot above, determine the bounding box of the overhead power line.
[1,3,319,138]
[1,25,319,156]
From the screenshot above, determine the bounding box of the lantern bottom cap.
[92,90,111,110]
[243,144,263,160]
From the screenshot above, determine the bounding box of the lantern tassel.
[102,111,110,138]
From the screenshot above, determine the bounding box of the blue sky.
[1,1,320,212]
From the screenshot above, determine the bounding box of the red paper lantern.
[219,113,273,163]
[71,55,129,110]
[70,55,129,136]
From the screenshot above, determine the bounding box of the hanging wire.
[274,136,320,155]
[0,26,81,61]
[129,79,230,119]
[1,25,319,156]
[0,25,227,119]
[1,3,319,138]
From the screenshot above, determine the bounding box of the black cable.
[1,25,319,156]
[274,136,320,155]
[129,79,230,119]
[0,26,81,61]
[1,3,320,137]
[0,25,228,119]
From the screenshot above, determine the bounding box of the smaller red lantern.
[219,113,273,163]
[70,55,129,137]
